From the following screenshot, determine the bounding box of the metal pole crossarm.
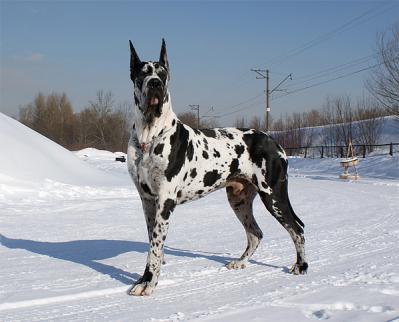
[270,73,293,94]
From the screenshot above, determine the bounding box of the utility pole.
[251,69,292,132]
[189,104,200,129]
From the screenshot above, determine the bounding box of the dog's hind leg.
[225,180,263,269]
[258,186,308,275]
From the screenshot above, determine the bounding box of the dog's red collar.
[139,143,147,152]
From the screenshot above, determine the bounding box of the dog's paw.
[290,262,308,275]
[128,282,155,296]
[226,260,246,270]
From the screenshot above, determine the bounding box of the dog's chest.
[127,134,171,195]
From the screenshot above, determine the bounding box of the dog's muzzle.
[142,78,166,122]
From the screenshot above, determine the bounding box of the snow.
[0,113,125,186]
[1,116,399,321]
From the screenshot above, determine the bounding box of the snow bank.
[0,113,125,186]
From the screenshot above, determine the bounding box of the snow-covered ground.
[1,113,399,321]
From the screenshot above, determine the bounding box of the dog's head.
[129,39,170,123]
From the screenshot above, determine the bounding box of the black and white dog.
[127,39,308,296]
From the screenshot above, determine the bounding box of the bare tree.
[76,108,96,148]
[114,101,133,152]
[353,96,383,152]
[201,117,220,128]
[366,23,399,117]
[248,115,262,130]
[334,95,353,146]
[234,117,246,129]
[88,90,115,149]
[19,92,75,147]
[178,112,198,128]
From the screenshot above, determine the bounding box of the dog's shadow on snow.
[0,234,288,285]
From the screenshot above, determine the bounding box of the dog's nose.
[147,78,162,89]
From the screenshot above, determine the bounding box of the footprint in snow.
[305,309,330,320]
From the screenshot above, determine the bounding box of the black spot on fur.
[219,129,234,139]
[160,199,175,220]
[203,170,221,187]
[297,261,308,274]
[187,141,194,161]
[252,174,258,186]
[140,182,154,196]
[203,138,209,150]
[165,123,189,181]
[213,149,220,158]
[229,158,240,176]
[200,129,216,138]
[154,143,164,155]
[190,168,197,178]
[152,231,158,239]
[202,151,209,159]
[172,119,176,126]
[258,191,268,201]
[177,190,182,198]
[183,172,188,181]
[141,265,153,283]
[234,145,245,158]
[261,181,267,189]
[243,132,278,169]
[196,190,204,195]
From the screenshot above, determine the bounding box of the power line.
[209,91,264,115]
[269,0,395,66]
[272,61,385,101]
[291,54,374,83]
[211,97,264,119]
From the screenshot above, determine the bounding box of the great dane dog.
[127,39,308,296]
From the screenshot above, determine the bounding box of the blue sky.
[1,0,398,125]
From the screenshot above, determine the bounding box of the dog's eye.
[154,63,159,69]
[158,71,167,83]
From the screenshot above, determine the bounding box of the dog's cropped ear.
[129,40,141,81]
[159,38,169,76]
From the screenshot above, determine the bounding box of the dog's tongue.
[150,97,159,105]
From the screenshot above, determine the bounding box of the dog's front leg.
[129,198,176,296]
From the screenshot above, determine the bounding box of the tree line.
[234,95,389,152]
[19,90,132,152]
[18,91,393,154]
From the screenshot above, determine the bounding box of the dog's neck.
[133,92,177,146]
